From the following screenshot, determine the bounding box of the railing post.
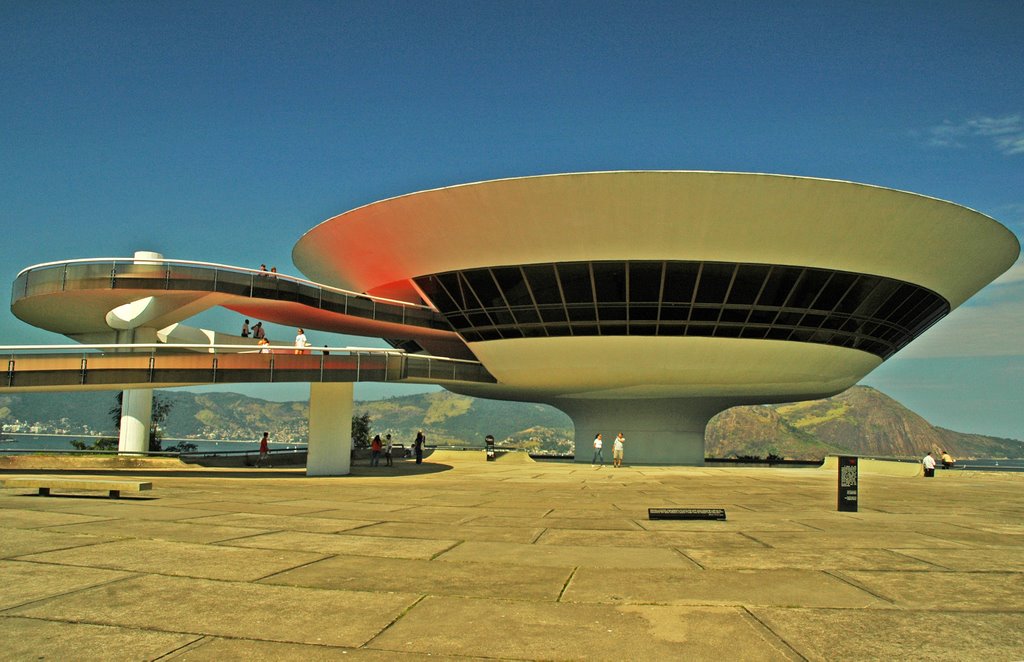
[148,354,156,383]
[211,357,218,383]
[61,264,67,292]
[356,352,361,381]
[80,357,88,385]
[6,359,14,387]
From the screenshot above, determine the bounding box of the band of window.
[413,261,950,360]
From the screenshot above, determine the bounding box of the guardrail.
[1,343,495,389]
[12,258,450,331]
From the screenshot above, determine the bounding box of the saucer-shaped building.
[293,171,1020,464]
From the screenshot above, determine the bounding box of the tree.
[352,412,371,449]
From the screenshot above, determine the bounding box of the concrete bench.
[1,477,153,498]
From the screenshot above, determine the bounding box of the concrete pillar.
[118,388,153,455]
[552,397,733,466]
[307,382,353,476]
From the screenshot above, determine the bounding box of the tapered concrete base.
[307,382,353,476]
[552,397,732,465]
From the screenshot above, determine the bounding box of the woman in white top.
[294,328,308,354]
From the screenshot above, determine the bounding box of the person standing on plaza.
[241,319,250,337]
[370,434,382,467]
[592,433,604,465]
[384,434,393,467]
[922,451,936,478]
[252,322,265,340]
[294,328,308,354]
[613,433,625,468]
[414,430,425,464]
[257,432,270,468]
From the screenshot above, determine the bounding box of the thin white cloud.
[923,115,1024,155]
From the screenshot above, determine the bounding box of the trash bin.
[485,434,496,461]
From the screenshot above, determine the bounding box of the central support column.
[118,388,153,455]
[552,397,732,466]
[307,382,353,476]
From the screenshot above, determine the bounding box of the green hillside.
[2,386,1021,460]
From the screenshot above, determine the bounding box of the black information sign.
[485,434,496,461]
[837,455,858,512]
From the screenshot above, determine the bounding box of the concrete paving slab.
[346,521,545,543]
[0,560,130,610]
[171,500,337,516]
[744,530,971,549]
[750,606,1024,661]
[686,547,939,571]
[183,511,377,533]
[263,554,573,600]
[369,595,798,660]
[15,538,326,581]
[838,570,1024,610]
[0,508,115,529]
[468,515,643,530]
[220,530,460,559]
[11,574,420,648]
[636,517,819,532]
[170,636,482,660]
[43,502,227,521]
[562,567,890,608]
[0,526,111,558]
[893,547,1024,572]
[437,540,698,569]
[536,529,769,548]
[0,616,200,661]
[42,519,272,544]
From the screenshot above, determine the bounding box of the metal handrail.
[15,257,433,311]
[0,343,488,367]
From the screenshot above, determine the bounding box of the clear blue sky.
[1,1,1021,437]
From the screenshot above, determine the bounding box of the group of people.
[241,321,312,355]
[370,430,426,466]
[240,319,266,340]
[592,432,626,468]
[922,450,956,477]
[257,264,278,277]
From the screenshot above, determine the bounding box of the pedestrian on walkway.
[922,452,936,478]
[414,430,425,464]
[257,432,270,468]
[370,435,382,467]
[241,319,250,337]
[592,433,604,465]
[294,328,308,355]
[613,433,625,468]
[384,434,393,466]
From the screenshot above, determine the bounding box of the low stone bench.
[1,477,153,499]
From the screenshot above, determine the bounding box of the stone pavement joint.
[1,457,1022,660]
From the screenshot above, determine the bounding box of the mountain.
[1,386,1021,459]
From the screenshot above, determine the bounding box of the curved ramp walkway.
[11,258,459,349]
[0,345,494,393]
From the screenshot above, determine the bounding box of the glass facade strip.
[412,260,949,360]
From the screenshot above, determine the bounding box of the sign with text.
[837,455,859,512]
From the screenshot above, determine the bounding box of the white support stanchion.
[307,383,353,476]
[118,388,153,455]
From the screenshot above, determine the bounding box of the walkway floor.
[2,454,1022,660]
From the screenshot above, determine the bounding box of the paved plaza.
[1,453,1022,661]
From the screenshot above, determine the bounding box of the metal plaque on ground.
[648,508,726,520]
